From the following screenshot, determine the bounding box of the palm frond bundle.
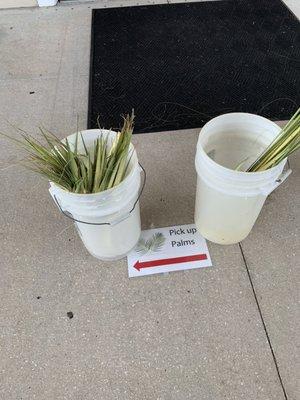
[0,112,135,194]
[247,108,300,172]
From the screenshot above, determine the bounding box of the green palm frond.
[247,108,300,172]
[0,111,135,194]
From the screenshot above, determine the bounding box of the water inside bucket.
[195,113,286,244]
[205,129,268,171]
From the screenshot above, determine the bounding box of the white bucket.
[49,129,142,260]
[194,113,292,244]
[37,0,58,6]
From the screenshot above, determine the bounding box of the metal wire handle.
[52,163,146,226]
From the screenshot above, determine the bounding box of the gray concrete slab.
[0,2,299,399]
[0,78,57,168]
[0,128,286,400]
[0,14,62,80]
[0,78,56,129]
[240,152,300,400]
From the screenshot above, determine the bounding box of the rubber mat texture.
[88,0,300,133]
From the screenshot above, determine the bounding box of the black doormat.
[88,0,300,133]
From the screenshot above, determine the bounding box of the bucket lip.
[199,112,282,129]
[63,128,114,139]
[196,112,285,177]
[50,129,139,197]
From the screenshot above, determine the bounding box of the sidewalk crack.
[238,242,288,400]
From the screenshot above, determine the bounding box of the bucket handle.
[51,163,146,226]
[260,168,292,196]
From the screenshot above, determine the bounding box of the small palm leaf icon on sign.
[136,232,166,255]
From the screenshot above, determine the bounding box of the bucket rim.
[196,112,286,177]
[50,129,139,197]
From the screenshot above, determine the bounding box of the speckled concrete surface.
[0,2,299,399]
[0,131,287,400]
[239,151,300,400]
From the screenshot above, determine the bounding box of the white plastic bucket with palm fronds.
[49,130,142,260]
[195,113,292,244]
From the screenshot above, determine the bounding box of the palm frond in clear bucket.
[247,108,300,172]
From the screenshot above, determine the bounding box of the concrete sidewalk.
[0,1,299,399]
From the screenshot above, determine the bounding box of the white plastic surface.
[37,0,57,6]
[49,130,141,260]
[194,113,290,245]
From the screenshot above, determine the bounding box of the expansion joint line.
[238,243,288,400]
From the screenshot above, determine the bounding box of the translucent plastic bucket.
[49,129,142,260]
[194,113,292,244]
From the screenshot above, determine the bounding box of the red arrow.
[134,254,207,271]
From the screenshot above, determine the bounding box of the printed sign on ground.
[127,224,212,277]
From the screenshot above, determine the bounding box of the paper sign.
[127,223,212,277]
